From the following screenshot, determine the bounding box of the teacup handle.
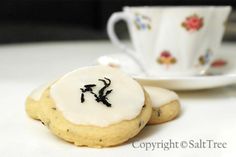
[107,12,147,74]
[107,12,137,56]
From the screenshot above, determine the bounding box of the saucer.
[97,53,236,90]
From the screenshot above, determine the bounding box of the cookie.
[25,80,55,120]
[25,97,39,120]
[26,66,152,147]
[144,86,181,125]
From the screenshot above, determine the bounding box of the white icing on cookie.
[29,80,55,101]
[144,86,179,108]
[50,66,144,127]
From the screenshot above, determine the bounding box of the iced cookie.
[26,66,152,147]
[144,86,181,125]
[25,80,55,120]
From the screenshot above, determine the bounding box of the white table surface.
[0,41,236,157]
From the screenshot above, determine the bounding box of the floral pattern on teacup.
[134,13,151,30]
[198,49,213,65]
[211,59,227,68]
[157,51,177,69]
[181,14,204,32]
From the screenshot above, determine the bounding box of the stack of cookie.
[26,66,180,148]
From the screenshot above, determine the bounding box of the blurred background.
[0,0,235,44]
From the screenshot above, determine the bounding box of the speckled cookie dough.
[26,66,152,147]
[25,80,55,120]
[144,86,181,125]
[38,88,152,147]
[25,97,40,120]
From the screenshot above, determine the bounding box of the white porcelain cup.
[107,6,231,76]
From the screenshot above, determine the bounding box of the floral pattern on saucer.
[181,14,204,32]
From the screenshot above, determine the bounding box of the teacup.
[107,6,231,76]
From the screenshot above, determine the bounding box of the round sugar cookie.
[27,66,152,147]
[25,80,55,120]
[144,86,181,125]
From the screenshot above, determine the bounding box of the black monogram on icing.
[80,77,113,107]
